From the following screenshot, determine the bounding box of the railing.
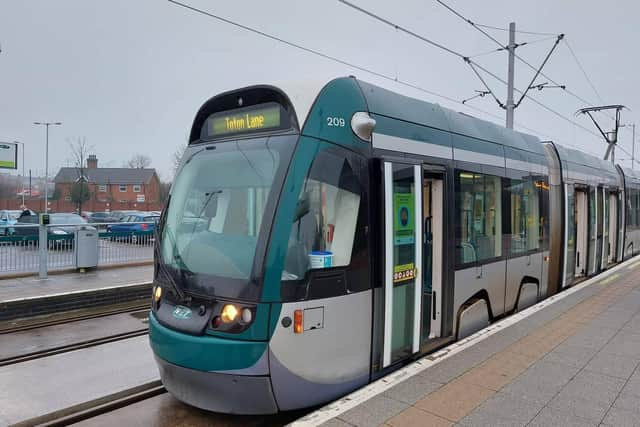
[0,222,155,276]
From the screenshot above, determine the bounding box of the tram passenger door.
[575,190,588,277]
[608,192,618,264]
[382,162,443,368]
[422,175,443,342]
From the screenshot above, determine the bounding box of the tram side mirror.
[294,192,311,222]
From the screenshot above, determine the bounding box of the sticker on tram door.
[393,263,415,284]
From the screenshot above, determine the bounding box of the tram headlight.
[220,304,239,323]
[152,286,162,310]
[241,308,253,324]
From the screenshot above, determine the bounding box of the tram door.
[608,192,618,264]
[382,162,443,368]
[575,190,588,277]
[422,175,444,342]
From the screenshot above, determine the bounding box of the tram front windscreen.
[159,134,296,300]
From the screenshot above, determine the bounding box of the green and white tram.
[149,77,631,414]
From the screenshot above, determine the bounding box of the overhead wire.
[563,38,605,104]
[165,0,529,131]
[474,22,559,37]
[435,0,615,120]
[614,144,640,168]
[337,0,466,60]
[168,0,604,155]
[467,35,557,59]
[338,0,603,139]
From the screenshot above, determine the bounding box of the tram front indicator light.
[153,286,162,303]
[294,310,303,334]
[221,304,239,323]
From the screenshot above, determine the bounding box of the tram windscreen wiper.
[195,189,222,220]
[154,225,186,302]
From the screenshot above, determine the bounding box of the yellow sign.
[393,263,416,283]
[209,104,281,137]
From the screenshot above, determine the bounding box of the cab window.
[282,147,362,281]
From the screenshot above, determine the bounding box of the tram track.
[0,328,149,367]
[0,302,150,335]
[12,381,166,427]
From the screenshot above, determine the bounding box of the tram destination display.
[206,103,283,138]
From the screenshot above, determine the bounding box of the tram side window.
[282,148,362,281]
[627,188,639,229]
[456,171,502,264]
[636,189,640,228]
[626,191,633,228]
[507,178,541,255]
[538,178,550,251]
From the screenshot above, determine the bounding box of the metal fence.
[0,222,154,276]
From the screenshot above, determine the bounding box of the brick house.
[53,155,162,212]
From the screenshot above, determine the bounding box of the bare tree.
[172,144,187,178]
[126,153,152,169]
[68,137,94,214]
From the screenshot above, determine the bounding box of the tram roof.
[352,79,546,156]
[621,165,640,186]
[553,144,620,186]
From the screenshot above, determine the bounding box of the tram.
[149,77,640,414]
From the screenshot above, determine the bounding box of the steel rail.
[0,303,150,334]
[12,381,166,427]
[0,328,149,367]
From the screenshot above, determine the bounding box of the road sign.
[0,142,18,169]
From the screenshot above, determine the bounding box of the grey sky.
[1,0,638,180]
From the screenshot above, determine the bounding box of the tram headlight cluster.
[211,303,255,332]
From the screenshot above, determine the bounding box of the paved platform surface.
[0,264,153,302]
[306,258,640,427]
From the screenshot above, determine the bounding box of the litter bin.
[76,226,99,269]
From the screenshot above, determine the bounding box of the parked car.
[106,214,160,243]
[13,213,95,248]
[111,210,143,222]
[0,209,22,236]
[88,211,121,224]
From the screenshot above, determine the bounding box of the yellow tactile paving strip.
[382,266,640,426]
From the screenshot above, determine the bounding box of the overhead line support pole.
[632,124,636,170]
[506,22,516,129]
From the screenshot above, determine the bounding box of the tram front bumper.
[155,356,279,414]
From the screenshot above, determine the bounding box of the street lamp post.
[621,123,636,170]
[13,141,25,208]
[33,122,61,212]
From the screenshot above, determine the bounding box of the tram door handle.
[526,255,532,266]
[475,264,483,279]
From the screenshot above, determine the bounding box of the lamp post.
[620,124,636,170]
[13,141,25,208]
[33,122,61,212]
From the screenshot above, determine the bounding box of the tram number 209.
[326,116,346,127]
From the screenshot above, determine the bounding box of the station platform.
[0,265,153,321]
[297,258,640,427]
